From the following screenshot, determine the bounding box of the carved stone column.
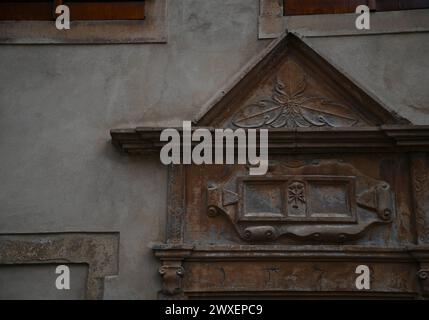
[166,165,186,244]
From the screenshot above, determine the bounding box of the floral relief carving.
[412,156,429,243]
[288,181,306,208]
[231,61,362,128]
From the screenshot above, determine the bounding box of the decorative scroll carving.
[206,160,394,243]
[152,245,193,298]
[417,268,429,297]
[411,155,429,244]
[418,269,429,281]
[159,264,185,296]
[231,61,361,128]
[408,249,429,297]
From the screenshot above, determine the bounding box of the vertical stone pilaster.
[410,153,429,244]
[166,165,186,244]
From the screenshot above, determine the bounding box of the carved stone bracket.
[207,160,394,243]
[152,244,193,297]
[417,267,429,298]
[408,246,429,298]
[159,263,185,296]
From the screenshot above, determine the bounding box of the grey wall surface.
[304,33,429,125]
[0,0,428,299]
[0,264,87,299]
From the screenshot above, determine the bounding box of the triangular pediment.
[195,34,410,128]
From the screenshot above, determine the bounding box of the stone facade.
[0,1,428,299]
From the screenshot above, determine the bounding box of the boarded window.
[283,0,429,16]
[0,0,146,21]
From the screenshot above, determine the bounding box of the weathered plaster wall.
[0,0,268,299]
[303,33,429,124]
[0,0,428,299]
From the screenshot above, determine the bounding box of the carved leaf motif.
[231,60,360,128]
[277,60,306,99]
[231,99,282,128]
[299,97,358,127]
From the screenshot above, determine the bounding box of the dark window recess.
[0,0,146,21]
[283,0,429,16]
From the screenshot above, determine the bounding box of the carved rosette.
[287,181,306,216]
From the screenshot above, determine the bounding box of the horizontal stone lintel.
[152,243,429,262]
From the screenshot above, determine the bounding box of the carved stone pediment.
[111,33,429,299]
[195,34,409,129]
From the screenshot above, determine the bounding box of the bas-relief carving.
[206,160,394,243]
[258,0,285,39]
[409,248,429,298]
[417,267,429,297]
[152,245,193,299]
[230,61,368,129]
[167,165,186,244]
[159,264,185,296]
[139,34,429,298]
[156,156,429,298]
[411,154,429,244]
[287,181,306,216]
[184,261,418,297]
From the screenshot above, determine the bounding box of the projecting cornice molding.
[111,125,429,154]
[111,34,425,155]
